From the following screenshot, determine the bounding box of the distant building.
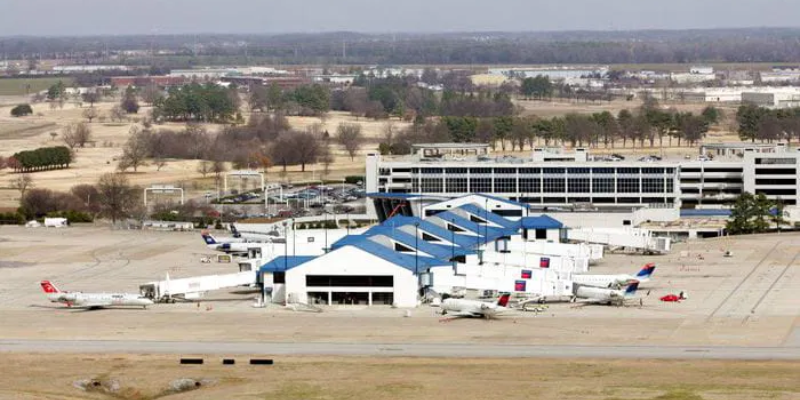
[110,76,187,87]
[489,66,608,80]
[742,90,800,109]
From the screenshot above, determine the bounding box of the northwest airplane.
[40,281,153,309]
[201,233,261,254]
[573,281,641,306]
[570,263,656,289]
[440,293,512,319]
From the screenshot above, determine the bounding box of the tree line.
[736,104,800,143]
[8,146,72,173]
[379,103,719,155]
[8,28,800,65]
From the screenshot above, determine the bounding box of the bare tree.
[141,84,163,105]
[154,158,167,171]
[336,123,364,161]
[96,173,139,223]
[82,106,98,123]
[10,174,34,201]
[62,122,92,148]
[117,126,150,172]
[109,105,126,122]
[197,160,212,177]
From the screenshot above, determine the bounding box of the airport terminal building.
[366,143,800,214]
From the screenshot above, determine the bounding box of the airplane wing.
[448,311,480,318]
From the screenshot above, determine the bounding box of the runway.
[1,339,798,360]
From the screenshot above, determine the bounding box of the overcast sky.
[2,0,799,36]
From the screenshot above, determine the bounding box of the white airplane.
[571,263,656,289]
[201,232,262,254]
[573,281,641,306]
[40,281,153,309]
[230,224,281,241]
[440,293,511,319]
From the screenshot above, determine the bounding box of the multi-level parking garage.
[367,143,800,210]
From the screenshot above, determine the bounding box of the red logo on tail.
[497,293,511,307]
[40,281,60,294]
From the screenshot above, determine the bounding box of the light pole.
[450,218,456,268]
[282,221,288,272]
[324,212,329,252]
[292,218,296,256]
[414,222,420,295]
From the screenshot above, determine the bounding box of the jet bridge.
[140,270,256,303]
[565,227,671,254]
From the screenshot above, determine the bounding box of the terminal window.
[592,178,615,193]
[519,178,541,192]
[470,178,492,192]
[445,178,468,193]
[543,178,566,193]
[567,178,590,193]
[617,178,640,193]
[420,178,443,193]
[495,178,517,193]
[642,178,665,193]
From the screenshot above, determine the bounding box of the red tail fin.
[496,293,511,307]
[40,281,60,294]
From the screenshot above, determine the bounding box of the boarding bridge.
[565,227,671,254]
[139,270,256,303]
[482,251,590,274]
[503,240,604,263]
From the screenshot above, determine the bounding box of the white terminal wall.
[284,245,419,308]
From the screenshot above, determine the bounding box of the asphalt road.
[1,340,798,360]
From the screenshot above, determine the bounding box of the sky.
[1,0,799,36]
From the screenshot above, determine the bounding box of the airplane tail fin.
[201,231,217,245]
[636,263,656,280]
[624,281,640,297]
[231,224,241,238]
[495,293,511,307]
[40,280,60,294]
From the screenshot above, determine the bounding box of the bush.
[344,175,364,185]
[10,104,33,117]
[0,212,25,225]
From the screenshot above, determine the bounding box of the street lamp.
[414,222,420,296]
[282,221,288,272]
[450,218,456,268]
[291,218,296,257]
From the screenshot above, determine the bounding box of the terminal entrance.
[305,291,394,306]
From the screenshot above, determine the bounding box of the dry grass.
[0,354,797,400]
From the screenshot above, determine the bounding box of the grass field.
[0,354,797,400]
[0,77,75,96]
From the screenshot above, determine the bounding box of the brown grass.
[0,354,797,400]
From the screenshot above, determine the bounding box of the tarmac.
[1,225,799,359]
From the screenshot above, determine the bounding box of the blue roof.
[259,256,316,273]
[521,215,564,230]
[331,220,474,259]
[431,211,517,240]
[680,209,732,217]
[472,193,530,209]
[456,203,521,230]
[380,215,480,249]
[347,240,451,272]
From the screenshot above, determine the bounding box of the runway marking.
[706,240,782,321]
[749,250,800,316]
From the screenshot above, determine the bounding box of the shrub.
[344,175,364,185]
[10,104,33,117]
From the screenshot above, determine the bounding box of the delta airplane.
[571,263,656,289]
[440,293,511,318]
[40,281,153,309]
[573,281,641,306]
